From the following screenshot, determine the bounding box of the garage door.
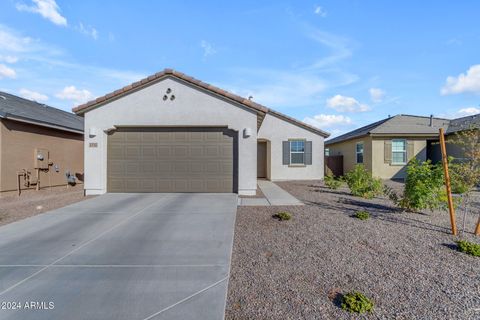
[107,127,235,193]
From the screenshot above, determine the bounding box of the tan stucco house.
[325,114,479,180]
[0,91,84,193]
[73,69,330,195]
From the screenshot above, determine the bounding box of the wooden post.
[475,217,480,236]
[439,128,457,235]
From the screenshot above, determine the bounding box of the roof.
[447,113,480,134]
[72,68,329,138]
[0,91,83,134]
[325,114,451,145]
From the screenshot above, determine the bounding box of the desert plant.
[324,173,342,190]
[456,240,480,257]
[448,126,480,189]
[273,211,292,221]
[341,291,374,314]
[354,210,370,220]
[344,165,382,199]
[395,159,445,212]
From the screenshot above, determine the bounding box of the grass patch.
[341,291,374,314]
[456,240,480,257]
[273,211,292,221]
[354,210,370,220]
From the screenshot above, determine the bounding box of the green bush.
[398,159,445,212]
[456,240,480,257]
[324,173,342,190]
[273,211,292,221]
[341,291,374,314]
[354,210,370,220]
[344,165,383,199]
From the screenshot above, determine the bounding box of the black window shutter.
[305,141,312,165]
[282,141,290,165]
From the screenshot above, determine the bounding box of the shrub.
[344,165,383,199]
[324,173,342,190]
[456,240,480,257]
[273,211,292,221]
[354,210,370,220]
[397,159,445,212]
[341,291,374,314]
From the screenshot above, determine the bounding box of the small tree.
[447,126,480,193]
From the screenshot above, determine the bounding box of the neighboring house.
[325,113,480,180]
[0,92,84,193]
[73,69,330,195]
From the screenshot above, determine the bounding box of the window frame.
[391,139,407,165]
[325,148,330,156]
[355,142,364,164]
[289,139,306,165]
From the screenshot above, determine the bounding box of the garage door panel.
[107,128,235,193]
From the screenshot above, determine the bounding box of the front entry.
[257,141,267,178]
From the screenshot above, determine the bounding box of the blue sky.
[0,0,479,137]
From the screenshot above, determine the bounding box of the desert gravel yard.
[226,180,480,319]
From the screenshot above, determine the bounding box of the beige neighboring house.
[325,114,480,180]
[0,91,84,193]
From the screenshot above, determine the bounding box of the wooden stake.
[439,128,457,235]
[475,217,480,236]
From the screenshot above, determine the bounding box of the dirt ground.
[0,184,93,226]
[226,180,480,320]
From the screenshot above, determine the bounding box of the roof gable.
[72,69,329,137]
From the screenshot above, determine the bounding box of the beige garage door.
[107,127,235,193]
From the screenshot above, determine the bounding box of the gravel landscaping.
[0,185,92,226]
[226,180,480,319]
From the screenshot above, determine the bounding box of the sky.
[0,0,479,137]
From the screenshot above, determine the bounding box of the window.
[325,148,330,156]
[356,142,364,163]
[290,140,305,164]
[392,139,407,164]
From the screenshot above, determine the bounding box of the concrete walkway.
[239,180,302,206]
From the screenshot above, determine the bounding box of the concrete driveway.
[0,193,237,320]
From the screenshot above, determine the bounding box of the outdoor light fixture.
[243,127,252,138]
[89,127,97,137]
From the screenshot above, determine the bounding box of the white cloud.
[369,87,385,103]
[0,55,19,63]
[19,88,48,101]
[200,40,217,58]
[307,29,352,69]
[441,64,480,95]
[303,114,352,128]
[76,23,98,40]
[55,86,93,105]
[314,6,327,17]
[457,107,480,116]
[16,0,67,26]
[0,64,16,79]
[326,94,370,112]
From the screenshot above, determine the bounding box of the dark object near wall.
[325,155,344,177]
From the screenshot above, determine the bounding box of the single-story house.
[325,113,479,179]
[0,91,84,193]
[73,69,330,195]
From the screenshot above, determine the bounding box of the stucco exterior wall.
[257,114,325,180]
[371,137,427,179]
[327,136,373,174]
[83,77,258,195]
[0,119,84,192]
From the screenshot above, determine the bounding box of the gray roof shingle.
[0,91,83,133]
[325,114,477,145]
